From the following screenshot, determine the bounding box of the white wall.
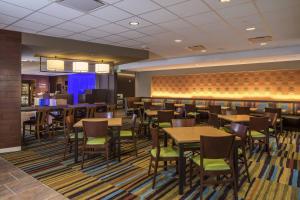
[135,61,300,97]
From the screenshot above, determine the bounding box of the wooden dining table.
[144,110,180,117]
[73,118,123,163]
[218,114,251,123]
[163,126,239,195]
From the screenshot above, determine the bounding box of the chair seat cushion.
[151,147,179,158]
[69,132,84,139]
[269,127,275,132]
[248,131,265,138]
[238,148,243,155]
[220,126,231,133]
[120,130,133,137]
[86,137,109,145]
[187,112,198,116]
[159,122,171,128]
[192,155,230,171]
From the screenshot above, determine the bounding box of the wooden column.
[0,30,21,152]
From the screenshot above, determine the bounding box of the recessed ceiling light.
[174,39,182,43]
[260,42,267,46]
[201,49,207,53]
[219,0,231,2]
[246,27,256,31]
[129,21,139,26]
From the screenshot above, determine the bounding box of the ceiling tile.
[184,12,222,27]
[115,16,152,29]
[91,38,113,44]
[159,19,194,31]
[140,9,178,24]
[39,3,83,20]
[97,23,129,33]
[255,0,300,12]
[0,13,18,25]
[101,0,123,4]
[202,0,251,10]
[151,0,188,7]
[117,30,146,39]
[12,20,49,32]
[217,2,258,20]
[67,33,95,41]
[137,25,168,35]
[81,28,111,38]
[56,21,90,32]
[167,0,210,18]
[72,15,109,28]
[135,36,155,43]
[114,0,161,15]
[25,12,65,26]
[90,6,132,22]
[0,23,6,28]
[0,1,32,18]
[102,34,128,42]
[40,27,74,37]
[2,0,51,10]
[118,39,141,46]
[6,25,36,33]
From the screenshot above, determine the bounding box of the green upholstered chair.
[185,104,198,118]
[189,135,237,200]
[157,110,174,129]
[148,127,179,189]
[81,120,111,169]
[120,114,138,156]
[264,112,279,147]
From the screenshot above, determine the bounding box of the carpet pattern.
[1,128,300,200]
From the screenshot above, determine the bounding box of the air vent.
[248,36,272,44]
[186,45,206,52]
[55,0,105,13]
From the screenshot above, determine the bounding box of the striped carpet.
[1,127,300,199]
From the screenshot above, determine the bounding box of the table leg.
[233,143,238,188]
[74,127,78,163]
[164,131,168,147]
[178,143,185,195]
[117,127,121,162]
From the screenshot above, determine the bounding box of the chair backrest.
[150,105,162,110]
[249,116,269,132]
[176,107,185,119]
[130,114,137,129]
[171,118,195,127]
[143,101,151,110]
[230,122,248,141]
[264,112,278,127]
[208,113,220,128]
[157,110,174,123]
[65,115,74,137]
[185,104,196,113]
[236,106,250,115]
[265,107,281,118]
[36,109,48,126]
[150,127,160,157]
[86,106,96,118]
[94,112,114,118]
[165,102,175,110]
[83,120,108,138]
[209,105,221,114]
[200,135,234,160]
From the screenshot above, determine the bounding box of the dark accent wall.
[0,30,21,150]
[22,74,49,94]
[117,73,135,97]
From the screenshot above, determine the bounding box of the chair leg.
[152,160,159,189]
[36,126,40,142]
[81,150,85,169]
[22,123,26,144]
[200,173,204,200]
[189,159,193,188]
[148,156,152,175]
[134,137,138,157]
[63,142,68,160]
[242,146,251,183]
[232,169,238,200]
[106,144,110,168]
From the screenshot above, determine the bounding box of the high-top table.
[73,118,122,163]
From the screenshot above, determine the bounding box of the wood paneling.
[0,30,21,149]
[151,70,300,101]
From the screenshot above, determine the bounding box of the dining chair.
[176,107,185,119]
[189,135,237,200]
[120,114,138,156]
[150,104,163,110]
[236,106,250,115]
[143,101,151,110]
[148,127,179,189]
[52,108,74,136]
[229,123,251,183]
[264,112,279,147]
[248,116,270,154]
[81,120,111,169]
[208,105,221,114]
[157,110,174,128]
[265,107,282,133]
[138,108,150,136]
[86,106,96,118]
[94,112,114,118]
[63,115,84,160]
[185,104,198,118]
[208,113,220,128]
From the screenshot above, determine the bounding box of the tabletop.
[73,118,122,128]
[163,126,232,143]
[145,110,180,117]
[174,104,185,107]
[218,114,250,122]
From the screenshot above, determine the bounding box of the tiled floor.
[0,157,67,200]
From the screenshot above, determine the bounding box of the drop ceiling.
[0,0,300,59]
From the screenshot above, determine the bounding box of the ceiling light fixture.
[73,62,89,72]
[174,39,182,43]
[47,59,64,71]
[129,21,139,26]
[246,27,256,31]
[95,62,110,74]
[220,0,231,2]
[260,42,267,46]
[201,49,207,53]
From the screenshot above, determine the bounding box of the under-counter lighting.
[95,63,110,73]
[47,59,64,71]
[246,27,256,31]
[174,39,182,43]
[73,62,89,72]
[129,21,139,26]
[219,0,231,2]
[201,49,207,53]
[260,42,267,46]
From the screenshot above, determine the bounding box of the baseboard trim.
[0,146,21,153]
